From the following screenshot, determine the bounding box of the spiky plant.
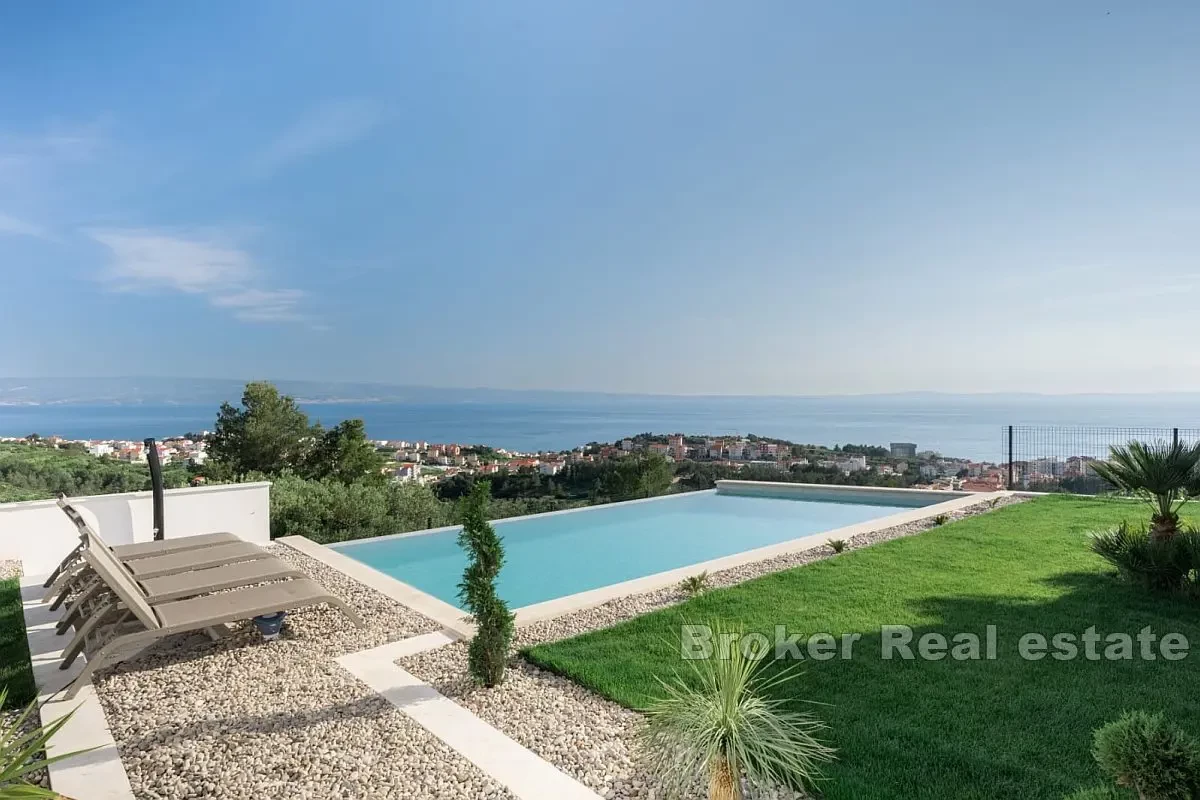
[932,514,950,526]
[1,686,88,799]
[1091,523,1196,593]
[456,481,514,687]
[1091,440,1200,542]
[638,624,836,800]
[680,572,710,598]
[827,539,846,554]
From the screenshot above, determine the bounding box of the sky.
[1,2,1198,396]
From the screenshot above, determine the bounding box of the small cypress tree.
[456,481,514,687]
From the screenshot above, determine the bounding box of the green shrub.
[1090,524,1197,594]
[269,473,447,543]
[932,513,950,526]
[827,538,847,553]
[457,482,514,687]
[679,572,709,597]
[1091,711,1200,800]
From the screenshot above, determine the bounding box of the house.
[538,461,565,476]
[393,463,421,483]
[835,455,868,474]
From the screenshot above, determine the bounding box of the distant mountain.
[0,377,745,407]
[3,377,1200,407]
[0,377,596,406]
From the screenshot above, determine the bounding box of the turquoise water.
[334,490,932,609]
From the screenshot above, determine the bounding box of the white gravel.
[92,545,516,800]
[0,559,21,581]
[401,496,1027,800]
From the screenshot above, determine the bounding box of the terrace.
[0,478,1194,799]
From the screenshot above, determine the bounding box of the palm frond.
[1090,440,1200,526]
[0,686,93,799]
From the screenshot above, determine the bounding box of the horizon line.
[5,376,1200,401]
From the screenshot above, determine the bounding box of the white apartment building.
[835,455,868,474]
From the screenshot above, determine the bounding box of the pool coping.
[299,483,987,628]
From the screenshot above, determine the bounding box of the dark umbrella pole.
[145,437,165,541]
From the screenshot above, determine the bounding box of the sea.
[3,394,1200,462]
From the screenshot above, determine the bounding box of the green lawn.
[0,577,35,709]
[526,496,1200,799]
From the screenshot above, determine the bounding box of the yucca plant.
[1,686,86,799]
[638,624,836,800]
[827,538,846,554]
[1091,440,1200,542]
[680,572,710,598]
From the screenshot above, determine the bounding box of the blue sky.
[1,2,1198,395]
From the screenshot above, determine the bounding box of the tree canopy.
[207,382,383,485]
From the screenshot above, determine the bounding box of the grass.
[0,577,35,709]
[526,496,1200,799]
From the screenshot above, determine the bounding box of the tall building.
[890,442,918,458]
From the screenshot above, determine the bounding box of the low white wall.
[0,482,272,577]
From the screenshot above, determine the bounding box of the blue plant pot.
[252,611,287,640]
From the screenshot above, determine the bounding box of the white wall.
[0,482,272,577]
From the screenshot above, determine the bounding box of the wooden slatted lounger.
[56,539,364,700]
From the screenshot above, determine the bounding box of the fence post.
[1007,425,1014,490]
[1174,428,1180,448]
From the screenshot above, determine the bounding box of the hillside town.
[2,429,1099,493]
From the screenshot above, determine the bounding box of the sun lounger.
[43,496,237,587]
[45,499,269,609]
[57,542,363,700]
[55,556,307,635]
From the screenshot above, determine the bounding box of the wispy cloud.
[210,288,306,322]
[0,121,106,174]
[89,227,309,323]
[254,98,383,176]
[0,212,49,240]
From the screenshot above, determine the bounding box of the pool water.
[334,490,932,609]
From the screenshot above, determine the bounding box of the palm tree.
[1090,440,1200,542]
[638,625,835,800]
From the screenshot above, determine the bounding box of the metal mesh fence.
[1004,426,1200,493]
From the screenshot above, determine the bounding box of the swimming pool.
[332,486,951,611]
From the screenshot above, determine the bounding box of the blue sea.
[3,394,1200,461]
